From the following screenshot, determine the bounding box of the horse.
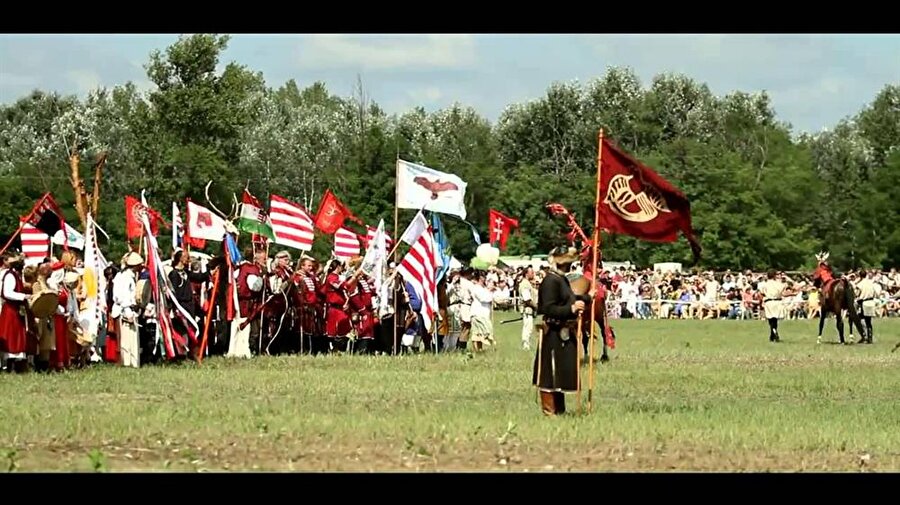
[566,244,615,363]
[811,252,865,344]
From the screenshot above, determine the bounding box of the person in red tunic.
[347,263,376,355]
[321,259,355,353]
[0,251,31,373]
[230,249,266,357]
[102,265,120,363]
[51,272,80,371]
[293,255,322,354]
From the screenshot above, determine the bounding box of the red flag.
[125,195,166,239]
[313,189,362,234]
[488,209,519,250]
[597,138,701,262]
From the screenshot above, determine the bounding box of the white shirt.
[470,283,493,319]
[2,270,27,302]
[112,270,138,319]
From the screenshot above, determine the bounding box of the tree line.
[1,34,897,271]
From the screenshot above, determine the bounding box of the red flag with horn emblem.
[125,195,166,239]
[597,138,701,262]
[313,189,363,235]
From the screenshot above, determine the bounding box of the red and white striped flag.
[365,225,394,251]
[20,222,50,266]
[396,225,438,332]
[269,194,314,251]
[333,227,360,259]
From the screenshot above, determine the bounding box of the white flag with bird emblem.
[396,159,468,219]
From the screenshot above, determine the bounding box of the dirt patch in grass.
[8,437,897,472]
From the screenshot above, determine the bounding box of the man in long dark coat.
[532,246,592,416]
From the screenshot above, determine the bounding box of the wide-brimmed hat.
[123,252,144,267]
[64,271,81,286]
[548,245,580,265]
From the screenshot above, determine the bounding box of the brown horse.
[566,244,615,362]
[811,252,865,344]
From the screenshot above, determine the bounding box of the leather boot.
[553,392,566,415]
[540,391,556,416]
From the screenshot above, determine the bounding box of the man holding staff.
[532,246,592,416]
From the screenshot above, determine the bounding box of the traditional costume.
[322,262,352,352]
[761,270,785,342]
[348,275,376,354]
[112,252,143,368]
[532,247,591,416]
[0,253,30,373]
[228,258,263,358]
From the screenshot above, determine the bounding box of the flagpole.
[0,194,45,257]
[588,129,604,414]
[393,156,400,356]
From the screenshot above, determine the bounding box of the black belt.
[764,298,781,302]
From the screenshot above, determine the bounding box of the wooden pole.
[90,153,107,223]
[576,316,583,415]
[197,267,221,364]
[393,157,400,356]
[588,129,605,414]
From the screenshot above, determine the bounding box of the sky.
[1,34,898,135]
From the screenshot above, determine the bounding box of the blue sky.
[1,34,898,134]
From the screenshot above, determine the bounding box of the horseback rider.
[812,251,865,344]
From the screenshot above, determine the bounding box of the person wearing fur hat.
[112,251,144,368]
[0,251,31,373]
[532,246,592,416]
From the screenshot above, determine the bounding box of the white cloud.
[297,34,476,70]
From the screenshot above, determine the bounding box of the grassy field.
[2,314,899,472]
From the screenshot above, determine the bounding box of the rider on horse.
[811,251,866,344]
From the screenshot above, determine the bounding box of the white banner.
[186,201,227,242]
[396,159,467,219]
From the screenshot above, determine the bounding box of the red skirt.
[52,314,70,369]
[0,303,27,355]
[326,307,351,337]
[104,315,119,363]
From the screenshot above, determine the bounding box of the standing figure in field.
[112,252,144,368]
[518,266,537,350]
[811,252,865,345]
[854,270,876,344]
[322,259,354,353]
[760,270,786,342]
[293,256,321,354]
[533,246,592,416]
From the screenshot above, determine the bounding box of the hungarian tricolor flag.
[488,209,519,251]
[313,189,363,235]
[237,190,275,244]
[597,137,701,262]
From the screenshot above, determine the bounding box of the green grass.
[2,315,899,472]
